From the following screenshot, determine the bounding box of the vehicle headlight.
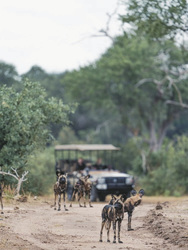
[97,178,106,184]
[96,184,107,190]
[126,177,134,185]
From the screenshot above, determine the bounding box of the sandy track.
[0,196,188,250]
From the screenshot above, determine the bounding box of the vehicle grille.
[105,177,126,185]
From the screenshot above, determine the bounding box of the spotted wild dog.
[53,174,68,211]
[99,195,125,243]
[69,175,93,207]
[0,183,3,214]
[123,189,145,231]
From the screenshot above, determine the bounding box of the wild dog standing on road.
[0,183,3,214]
[69,175,93,207]
[99,195,125,243]
[53,174,68,211]
[123,189,145,231]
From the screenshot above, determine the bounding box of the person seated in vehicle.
[93,158,104,170]
[76,158,86,173]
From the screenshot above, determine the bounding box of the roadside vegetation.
[0,0,188,197]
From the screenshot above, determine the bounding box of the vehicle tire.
[98,193,106,202]
[91,185,98,202]
[67,182,74,201]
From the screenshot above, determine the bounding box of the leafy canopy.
[0,80,73,171]
[120,0,188,40]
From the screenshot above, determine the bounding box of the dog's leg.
[106,220,111,242]
[83,191,86,207]
[70,189,76,207]
[54,192,57,210]
[58,194,61,211]
[88,190,93,207]
[78,192,83,207]
[0,195,3,214]
[118,220,123,243]
[99,219,106,242]
[63,191,68,211]
[128,211,134,231]
[113,220,117,243]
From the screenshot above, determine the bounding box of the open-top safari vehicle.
[54,144,135,201]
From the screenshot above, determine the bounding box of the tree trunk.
[149,120,158,152]
[15,178,23,196]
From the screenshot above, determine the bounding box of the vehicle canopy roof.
[55,144,120,151]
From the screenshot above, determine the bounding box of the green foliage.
[23,147,56,195]
[22,65,67,100]
[0,80,72,174]
[121,0,188,40]
[138,136,188,196]
[1,0,188,197]
[62,34,188,151]
[114,138,141,173]
[0,61,19,87]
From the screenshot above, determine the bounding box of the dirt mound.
[144,201,188,248]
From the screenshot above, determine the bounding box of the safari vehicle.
[54,144,135,201]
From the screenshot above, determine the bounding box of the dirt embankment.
[0,196,188,250]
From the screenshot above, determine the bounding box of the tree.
[0,80,73,195]
[120,0,188,40]
[22,65,67,100]
[63,35,188,152]
[21,65,48,82]
[0,61,19,87]
[101,36,188,151]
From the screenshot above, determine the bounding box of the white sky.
[0,0,122,75]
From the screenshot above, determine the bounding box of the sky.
[0,0,122,75]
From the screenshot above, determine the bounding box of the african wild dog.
[69,175,93,207]
[99,195,125,243]
[0,183,3,214]
[123,189,145,231]
[53,174,68,211]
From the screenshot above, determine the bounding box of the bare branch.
[21,171,29,181]
[0,170,19,180]
[135,78,165,94]
[136,72,187,105]
[11,167,19,178]
[136,78,161,87]
[166,100,188,109]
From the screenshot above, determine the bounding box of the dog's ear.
[130,189,137,196]
[111,194,118,200]
[120,195,125,202]
[139,189,145,197]
[85,174,90,179]
[121,193,128,200]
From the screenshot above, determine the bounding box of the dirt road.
[0,196,188,250]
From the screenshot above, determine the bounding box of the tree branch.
[11,167,19,178]
[166,100,188,109]
[0,170,19,180]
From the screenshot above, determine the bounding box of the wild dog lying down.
[53,174,68,211]
[123,189,145,231]
[99,195,125,243]
[0,184,3,214]
[69,175,93,207]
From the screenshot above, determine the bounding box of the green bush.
[23,147,56,195]
[138,136,188,196]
